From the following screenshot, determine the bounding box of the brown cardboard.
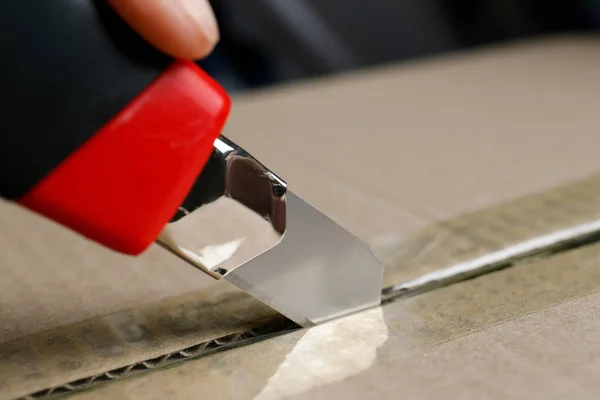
[3,171,599,399]
[1,34,600,398]
[75,241,600,400]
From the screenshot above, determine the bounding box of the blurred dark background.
[197,0,600,93]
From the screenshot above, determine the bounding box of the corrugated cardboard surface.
[77,242,600,399]
[1,35,600,398]
[3,171,599,399]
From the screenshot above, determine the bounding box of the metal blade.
[224,191,383,327]
[157,136,383,328]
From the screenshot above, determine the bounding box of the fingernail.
[179,0,219,45]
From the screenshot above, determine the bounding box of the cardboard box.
[1,35,600,399]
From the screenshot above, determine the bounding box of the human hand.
[108,0,219,60]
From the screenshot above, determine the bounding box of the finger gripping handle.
[0,0,231,254]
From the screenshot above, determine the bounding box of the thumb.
[108,0,219,60]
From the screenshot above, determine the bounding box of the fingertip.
[109,0,219,60]
[157,29,218,61]
[181,30,218,60]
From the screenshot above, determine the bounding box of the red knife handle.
[0,1,231,254]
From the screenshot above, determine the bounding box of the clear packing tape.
[3,174,600,399]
